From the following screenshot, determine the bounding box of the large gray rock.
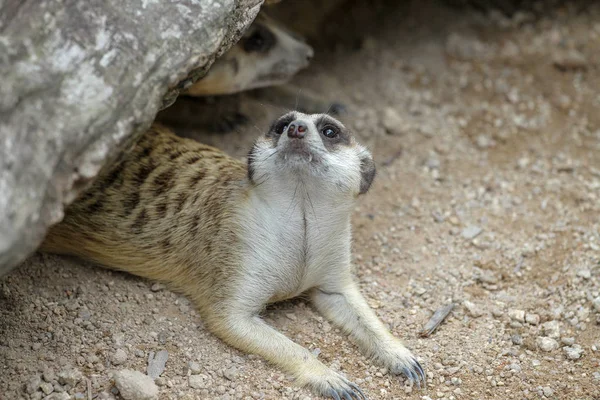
[0,0,262,277]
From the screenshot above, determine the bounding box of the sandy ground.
[2,1,600,399]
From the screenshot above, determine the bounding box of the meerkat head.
[248,112,376,197]
[185,13,313,96]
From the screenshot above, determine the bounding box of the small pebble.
[150,283,165,292]
[188,361,202,375]
[40,381,54,395]
[542,386,554,397]
[577,269,591,279]
[508,309,525,322]
[561,337,575,346]
[525,313,540,325]
[114,369,158,400]
[112,349,128,365]
[511,334,523,345]
[563,344,583,360]
[381,107,407,135]
[592,297,600,312]
[461,225,483,240]
[223,366,238,381]
[57,368,82,387]
[463,300,484,318]
[189,374,207,389]
[542,320,561,338]
[536,337,559,352]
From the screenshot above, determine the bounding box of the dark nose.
[287,120,307,139]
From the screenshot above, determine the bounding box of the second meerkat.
[41,112,425,399]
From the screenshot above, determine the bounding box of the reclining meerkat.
[158,13,345,132]
[41,112,425,399]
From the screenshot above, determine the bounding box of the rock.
[463,300,484,318]
[58,367,82,387]
[43,369,57,383]
[475,269,499,284]
[542,320,561,338]
[563,344,583,360]
[188,361,202,375]
[536,337,559,352]
[381,107,407,135]
[114,369,158,400]
[26,375,42,394]
[445,32,489,61]
[593,297,600,312]
[461,225,483,240]
[542,387,554,397]
[525,313,540,325]
[553,49,588,71]
[189,374,208,389]
[40,382,54,395]
[150,283,165,292]
[577,269,591,279]
[508,309,525,323]
[511,334,523,345]
[42,394,70,400]
[562,337,575,345]
[223,367,239,381]
[0,0,261,277]
[147,350,169,379]
[112,349,128,365]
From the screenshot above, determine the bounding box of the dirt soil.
[2,1,600,399]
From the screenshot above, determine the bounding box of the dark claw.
[328,389,341,400]
[348,382,367,400]
[402,366,419,387]
[399,358,427,389]
[413,359,427,387]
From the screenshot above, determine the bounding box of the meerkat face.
[185,13,313,96]
[248,112,376,196]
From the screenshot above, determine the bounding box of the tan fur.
[42,125,247,320]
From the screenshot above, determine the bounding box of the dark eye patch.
[316,116,351,150]
[242,24,276,53]
[265,112,296,146]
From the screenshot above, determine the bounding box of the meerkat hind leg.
[210,310,367,399]
[311,280,426,387]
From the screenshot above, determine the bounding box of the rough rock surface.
[0,0,262,276]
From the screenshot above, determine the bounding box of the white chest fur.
[236,174,354,305]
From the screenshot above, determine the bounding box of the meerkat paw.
[301,368,367,400]
[383,347,426,388]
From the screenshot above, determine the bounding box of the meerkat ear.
[358,150,376,195]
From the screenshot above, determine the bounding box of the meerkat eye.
[243,26,275,53]
[275,122,288,135]
[321,126,338,139]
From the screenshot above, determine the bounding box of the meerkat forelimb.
[41,112,425,398]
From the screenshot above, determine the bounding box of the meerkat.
[41,112,425,398]
[185,13,313,96]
